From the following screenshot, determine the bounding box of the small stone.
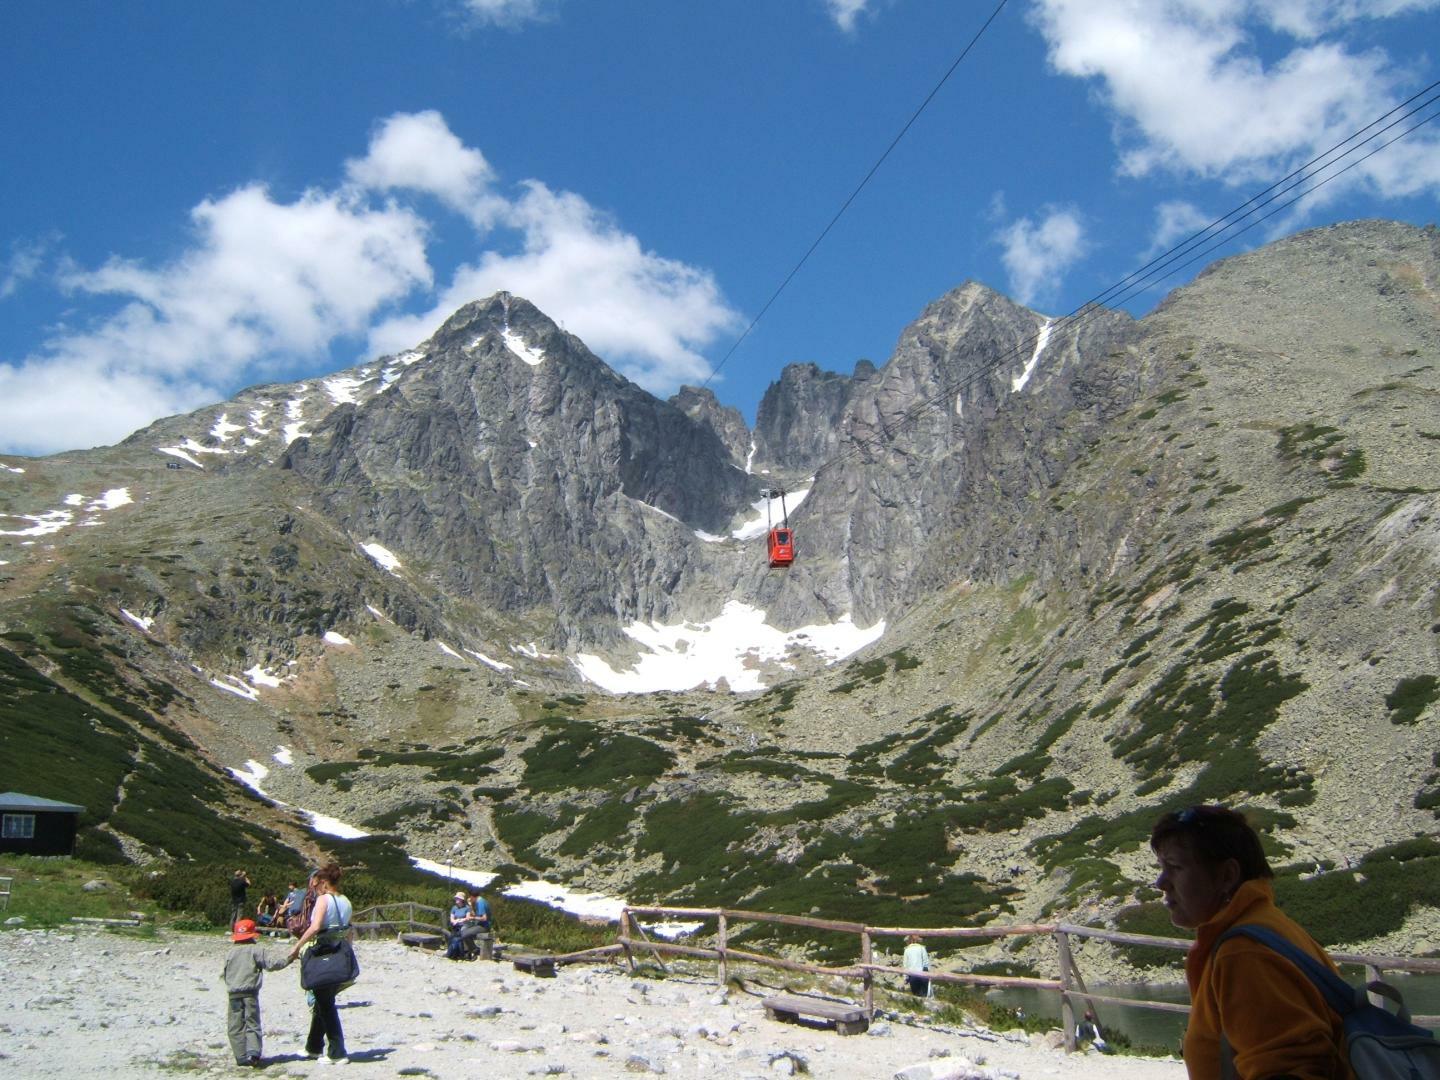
[769,1050,810,1076]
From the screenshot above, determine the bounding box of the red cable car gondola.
[764,487,795,568]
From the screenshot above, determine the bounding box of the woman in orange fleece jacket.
[1151,805,1353,1080]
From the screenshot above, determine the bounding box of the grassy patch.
[1385,675,1439,725]
[1273,838,1440,945]
[0,856,161,930]
[557,796,640,856]
[520,719,675,793]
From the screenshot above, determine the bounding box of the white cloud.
[2,185,431,454]
[454,0,555,28]
[365,123,742,396]
[64,186,432,363]
[995,206,1087,305]
[1260,0,1440,37]
[0,357,219,456]
[824,0,876,32]
[2,110,738,455]
[1146,199,1217,256]
[0,237,53,300]
[1028,0,1440,194]
[346,110,502,225]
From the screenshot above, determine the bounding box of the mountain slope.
[0,220,1435,959]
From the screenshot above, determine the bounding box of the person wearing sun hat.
[222,918,293,1067]
[447,890,475,960]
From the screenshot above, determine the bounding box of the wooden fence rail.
[620,905,1440,1051]
[352,901,447,941]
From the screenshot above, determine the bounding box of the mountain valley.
[2,219,1437,967]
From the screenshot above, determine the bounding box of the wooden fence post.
[718,913,728,988]
[862,930,874,1018]
[1056,929,1077,1052]
[622,908,637,973]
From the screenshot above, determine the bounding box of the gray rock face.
[749,282,1136,623]
[281,295,757,646]
[670,385,752,471]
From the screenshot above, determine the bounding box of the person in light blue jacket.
[902,934,931,997]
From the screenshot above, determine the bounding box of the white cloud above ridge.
[2,111,741,455]
[345,110,502,226]
[357,116,743,396]
[995,206,1087,306]
[1147,199,1218,257]
[1,186,432,454]
[1029,0,1440,196]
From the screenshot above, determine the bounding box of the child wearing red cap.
[222,918,293,1067]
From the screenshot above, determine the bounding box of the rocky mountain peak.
[669,385,752,470]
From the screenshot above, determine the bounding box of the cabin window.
[1,814,35,839]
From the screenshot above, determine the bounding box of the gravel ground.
[0,927,1190,1079]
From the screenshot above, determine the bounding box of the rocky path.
[0,928,1188,1079]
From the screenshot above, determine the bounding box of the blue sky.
[2,0,1437,456]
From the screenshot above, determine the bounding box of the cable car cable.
[806,81,1440,481]
[700,0,1012,392]
[815,90,1440,479]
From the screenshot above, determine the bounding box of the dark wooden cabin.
[0,792,85,856]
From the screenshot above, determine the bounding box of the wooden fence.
[618,905,1440,1052]
[353,901,448,941]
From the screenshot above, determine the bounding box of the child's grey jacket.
[222,944,291,993]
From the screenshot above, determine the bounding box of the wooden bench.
[762,994,870,1036]
[511,954,556,978]
[399,932,446,950]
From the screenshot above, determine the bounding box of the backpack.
[286,887,316,938]
[1216,924,1440,1080]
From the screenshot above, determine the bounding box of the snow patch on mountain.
[324,374,366,405]
[503,328,546,367]
[572,600,884,693]
[282,393,311,444]
[466,648,513,672]
[361,542,402,574]
[1012,319,1053,393]
[0,509,72,537]
[732,485,811,541]
[211,413,244,442]
[210,674,259,701]
[158,446,204,468]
